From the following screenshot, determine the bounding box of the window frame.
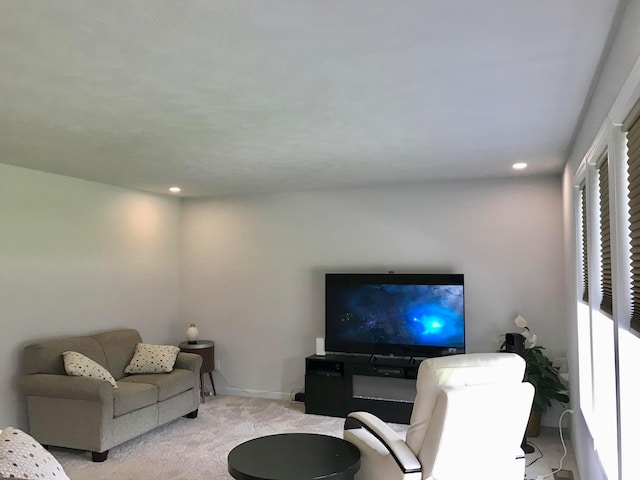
[573,122,622,480]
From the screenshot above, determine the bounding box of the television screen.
[325,273,465,357]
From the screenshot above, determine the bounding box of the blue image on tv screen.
[332,284,464,347]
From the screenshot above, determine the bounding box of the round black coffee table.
[228,433,360,480]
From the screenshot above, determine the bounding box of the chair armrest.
[174,352,202,372]
[19,374,114,402]
[345,411,421,474]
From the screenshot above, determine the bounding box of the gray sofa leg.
[92,450,109,462]
[184,409,198,419]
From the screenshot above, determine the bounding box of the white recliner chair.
[343,353,534,480]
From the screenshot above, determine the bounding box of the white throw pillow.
[124,343,180,374]
[62,351,118,388]
[0,427,70,480]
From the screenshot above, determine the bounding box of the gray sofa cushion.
[24,336,109,376]
[113,381,158,417]
[93,329,142,380]
[119,369,195,402]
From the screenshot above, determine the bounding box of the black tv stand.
[304,353,422,424]
[368,354,420,366]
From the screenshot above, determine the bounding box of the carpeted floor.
[54,395,576,480]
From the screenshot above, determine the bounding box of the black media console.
[304,353,422,424]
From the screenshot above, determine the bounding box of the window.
[619,107,640,480]
[573,57,640,480]
[581,183,589,303]
[574,141,619,480]
[626,113,640,332]
[590,310,617,476]
[619,329,640,480]
[576,182,594,424]
[599,156,612,315]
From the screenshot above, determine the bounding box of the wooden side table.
[179,340,217,402]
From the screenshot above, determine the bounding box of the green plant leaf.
[521,346,570,414]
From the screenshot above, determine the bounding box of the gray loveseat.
[19,328,202,462]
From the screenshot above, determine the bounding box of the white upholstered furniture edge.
[344,352,534,480]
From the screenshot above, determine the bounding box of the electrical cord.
[525,441,544,467]
[537,409,575,480]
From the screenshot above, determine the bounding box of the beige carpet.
[55,395,400,479]
[54,395,576,480]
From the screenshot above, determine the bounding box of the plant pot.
[526,410,542,437]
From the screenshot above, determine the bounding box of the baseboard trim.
[219,386,290,401]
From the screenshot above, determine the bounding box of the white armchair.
[343,353,534,480]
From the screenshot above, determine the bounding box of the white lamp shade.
[186,324,199,343]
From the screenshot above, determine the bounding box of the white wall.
[0,164,565,432]
[563,1,640,479]
[181,176,566,424]
[0,163,181,429]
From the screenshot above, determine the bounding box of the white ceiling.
[0,1,621,197]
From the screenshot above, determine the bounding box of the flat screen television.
[325,273,465,358]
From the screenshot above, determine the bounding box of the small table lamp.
[186,323,199,344]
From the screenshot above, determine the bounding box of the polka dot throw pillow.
[62,351,118,388]
[0,427,70,479]
[124,343,180,374]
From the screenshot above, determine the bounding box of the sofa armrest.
[345,411,421,474]
[19,374,114,402]
[174,352,202,372]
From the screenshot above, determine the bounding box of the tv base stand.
[304,354,421,424]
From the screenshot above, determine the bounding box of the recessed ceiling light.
[169,186,181,193]
[512,162,528,170]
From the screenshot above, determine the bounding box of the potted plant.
[500,315,570,436]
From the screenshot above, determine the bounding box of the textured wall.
[180,175,565,424]
[0,163,181,429]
